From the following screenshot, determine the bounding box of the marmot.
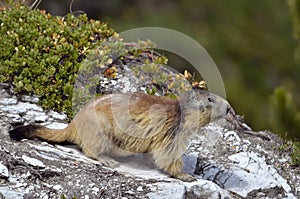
[9,90,233,182]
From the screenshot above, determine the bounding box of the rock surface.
[0,84,299,198]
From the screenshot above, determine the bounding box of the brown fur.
[9,90,231,181]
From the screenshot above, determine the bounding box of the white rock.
[6,113,24,124]
[0,97,17,105]
[137,186,143,192]
[146,183,185,199]
[0,187,24,198]
[49,110,67,120]
[227,152,292,197]
[182,152,198,175]
[46,122,68,129]
[40,191,49,199]
[185,180,233,199]
[34,115,49,122]
[140,87,146,92]
[147,185,157,192]
[91,187,99,193]
[224,131,243,152]
[22,155,45,168]
[21,95,39,103]
[53,184,62,191]
[24,110,48,122]
[1,102,43,114]
[115,155,170,180]
[111,79,117,85]
[119,76,138,93]
[126,190,135,195]
[7,113,21,119]
[0,162,9,178]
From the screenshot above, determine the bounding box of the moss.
[0,3,115,117]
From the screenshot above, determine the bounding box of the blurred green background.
[30,0,300,139]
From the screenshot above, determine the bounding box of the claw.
[174,173,197,182]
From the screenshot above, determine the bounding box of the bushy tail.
[9,124,77,144]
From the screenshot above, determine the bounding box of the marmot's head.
[178,89,235,128]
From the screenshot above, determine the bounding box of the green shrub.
[291,142,300,166]
[270,87,300,165]
[0,3,170,118]
[0,3,115,117]
[270,87,300,139]
[286,0,300,134]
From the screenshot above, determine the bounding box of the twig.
[69,0,74,14]
[117,174,122,199]
[29,0,42,10]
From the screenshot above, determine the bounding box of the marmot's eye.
[208,97,215,103]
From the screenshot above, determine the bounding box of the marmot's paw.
[174,173,196,182]
[97,155,119,168]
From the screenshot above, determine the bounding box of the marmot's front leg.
[81,145,119,167]
[164,159,196,182]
